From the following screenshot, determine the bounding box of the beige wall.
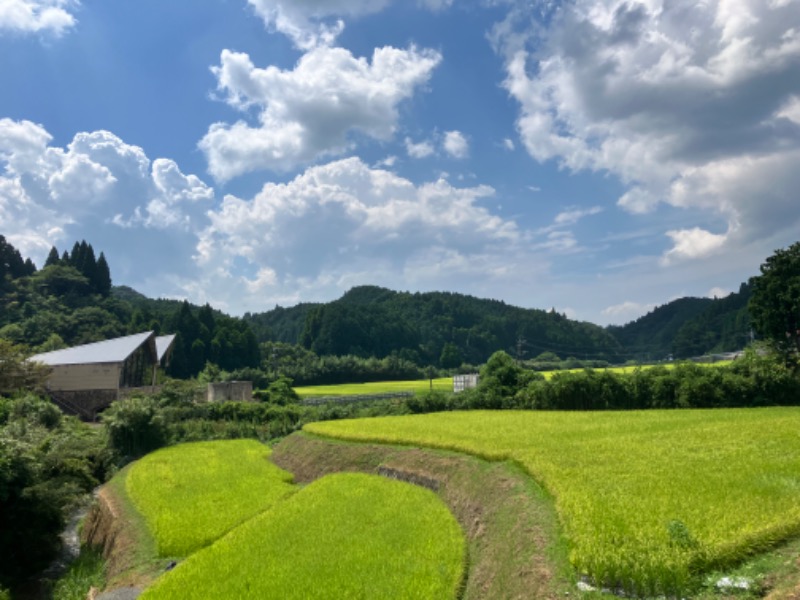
[207,381,253,402]
[47,363,121,392]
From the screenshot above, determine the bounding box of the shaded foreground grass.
[306,408,800,595]
[140,473,466,600]
[125,440,295,557]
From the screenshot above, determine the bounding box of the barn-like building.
[30,331,175,419]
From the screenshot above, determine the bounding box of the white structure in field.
[453,373,479,393]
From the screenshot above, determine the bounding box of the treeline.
[0,236,259,379]
[407,349,800,414]
[607,284,752,360]
[257,341,428,386]
[0,234,763,387]
[44,240,112,297]
[246,285,626,367]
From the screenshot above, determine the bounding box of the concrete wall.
[47,363,121,391]
[453,373,479,393]
[207,381,253,402]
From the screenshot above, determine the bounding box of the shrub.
[103,396,168,459]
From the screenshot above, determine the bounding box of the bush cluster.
[515,353,800,410]
[0,395,114,590]
[411,350,800,413]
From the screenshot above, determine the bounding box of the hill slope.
[246,285,625,366]
[607,283,752,360]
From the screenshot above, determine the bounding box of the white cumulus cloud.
[443,130,469,158]
[0,0,77,36]
[662,227,728,264]
[497,0,800,263]
[247,0,456,49]
[602,300,658,324]
[200,45,442,181]
[0,119,214,271]
[192,156,546,311]
[405,137,435,158]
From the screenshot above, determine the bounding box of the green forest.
[0,234,758,388]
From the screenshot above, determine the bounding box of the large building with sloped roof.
[30,331,175,418]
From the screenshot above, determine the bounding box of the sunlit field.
[125,440,295,556]
[141,473,466,600]
[306,408,800,595]
[294,377,453,397]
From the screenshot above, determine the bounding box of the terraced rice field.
[306,407,800,595]
[140,473,466,600]
[125,439,295,556]
[123,440,466,599]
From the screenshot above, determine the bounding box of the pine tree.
[95,252,112,297]
[81,243,98,291]
[45,247,60,267]
[22,258,36,276]
[69,241,82,267]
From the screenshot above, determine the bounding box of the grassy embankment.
[120,440,466,599]
[306,407,800,595]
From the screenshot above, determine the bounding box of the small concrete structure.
[30,331,176,419]
[453,373,479,393]
[207,380,253,402]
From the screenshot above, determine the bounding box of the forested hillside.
[0,236,260,378]
[246,285,625,366]
[2,234,756,377]
[607,284,752,360]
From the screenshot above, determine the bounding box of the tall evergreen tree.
[80,243,98,290]
[69,241,82,267]
[45,246,60,267]
[95,252,112,297]
[198,303,215,335]
[0,235,33,281]
[22,258,36,276]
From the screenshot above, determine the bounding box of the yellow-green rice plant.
[141,472,466,600]
[305,408,800,595]
[125,439,295,557]
[294,377,453,397]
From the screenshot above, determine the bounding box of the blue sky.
[1,0,799,326]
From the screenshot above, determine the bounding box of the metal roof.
[30,331,156,366]
[155,334,176,362]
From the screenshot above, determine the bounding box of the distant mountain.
[607,283,752,360]
[245,285,625,366]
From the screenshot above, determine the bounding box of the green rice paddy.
[125,439,295,556]
[140,472,466,600]
[294,377,453,397]
[305,408,800,595]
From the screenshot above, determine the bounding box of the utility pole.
[516,335,527,363]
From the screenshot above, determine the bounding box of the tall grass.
[306,408,800,595]
[125,439,295,557]
[141,473,466,600]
